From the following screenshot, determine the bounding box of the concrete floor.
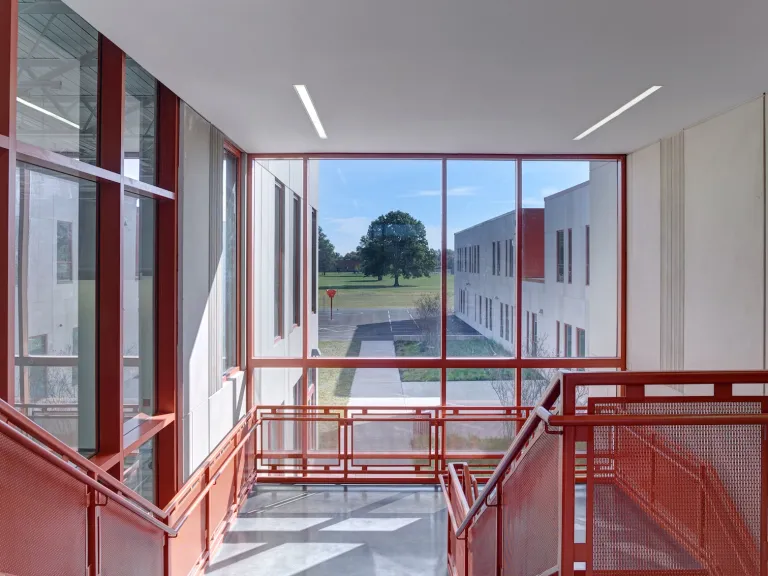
[206,486,447,576]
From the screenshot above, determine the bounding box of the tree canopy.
[318,227,337,274]
[358,211,436,286]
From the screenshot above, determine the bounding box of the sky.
[318,159,593,254]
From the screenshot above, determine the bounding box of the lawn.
[395,339,514,382]
[318,272,454,309]
[317,339,361,407]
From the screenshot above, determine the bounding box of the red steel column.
[515,160,523,417]
[440,159,447,471]
[0,0,17,403]
[96,36,125,476]
[156,83,180,505]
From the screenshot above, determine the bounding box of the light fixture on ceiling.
[573,86,662,141]
[294,85,327,139]
[17,96,80,129]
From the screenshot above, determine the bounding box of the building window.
[489,299,493,332]
[478,295,482,324]
[499,302,503,337]
[496,241,501,276]
[505,304,510,341]
[492,242,496,275]
[531,313,538,357]
[556,321,560,357]
[556,230,564,283]
[312,209,318,313]
[292,194,301,327]
[585,225,590,286]
[526,311,530,354]
[568,228,573,284]
[124,59,158,185]
[577,328,586,357]
[274,181,285,339]
[56,221,73,283]
[223,149,239,370]
[565,324,573,358]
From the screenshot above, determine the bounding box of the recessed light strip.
[17,96,80,129]
[574,85,662,141]
[294,85,327,139]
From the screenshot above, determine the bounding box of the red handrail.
[0,404,175,536]
[455,374,562,537]
[0,398,167,519]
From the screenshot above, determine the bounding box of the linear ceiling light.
[294,85,327,139]
[17,96,80,129]
[574,86,662,141]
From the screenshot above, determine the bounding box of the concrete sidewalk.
[348,341,405,406]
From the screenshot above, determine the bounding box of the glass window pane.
[123,194,155,423]
[448,160,516,358]
[16,0,98,164]
[223,150,238,369]
[316,159,442,378]
[124,437,155,503]
[15,162,97,456]
[522,160,618,358]
[123,59,157,185]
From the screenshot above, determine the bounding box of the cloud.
[399,186,478,198]
[336,167,347,186]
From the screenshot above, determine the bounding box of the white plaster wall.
[626,142,661,370]
[626,96,768,381]
[179,104,249,478]
[683,99,764,370]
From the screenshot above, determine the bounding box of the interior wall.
[627,96,766,388]
[178,103,246,479]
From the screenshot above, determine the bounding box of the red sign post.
[326,289,337,319]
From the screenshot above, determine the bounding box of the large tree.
[318,227,337,275]
[359,211,436,287]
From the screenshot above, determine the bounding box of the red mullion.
[619,156,628,371]
[245,156,254,409]
[515,160,523,411]
[441,159,447,405]
[95,36,126,477]
[0,0,17,404]
[248,153,627,161]
[156,83,180,506]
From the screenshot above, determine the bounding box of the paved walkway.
[348,341,406,406]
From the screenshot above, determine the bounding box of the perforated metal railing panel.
[0,431,88,576]
[501,427,560,576]
[101,498,164,576]
[469,496,497,575]
[590,400,762,576]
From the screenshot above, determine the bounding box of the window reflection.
[123,59,157,185]
[16,0,99,163]
[14,162,97,456]
[123,194,155,424]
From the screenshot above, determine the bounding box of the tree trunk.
[394,275,400,287]
[377,275,382,281]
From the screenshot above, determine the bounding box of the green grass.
[317,272,454,309]
[395,339,514,382]
[317,339,361,407]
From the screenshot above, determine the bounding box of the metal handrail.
[0,417,176,536]
[455,374,563,537]
[0,398,167,519]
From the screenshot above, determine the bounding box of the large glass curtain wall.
[250,157,625,416]
[2,0,183,506]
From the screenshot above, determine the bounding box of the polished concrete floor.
[206,485,447,576]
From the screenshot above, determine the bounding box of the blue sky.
[318,159,590,254]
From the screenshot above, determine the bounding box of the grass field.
[318,272,454,309]
[395,339,514,382]
[317,339,361,406]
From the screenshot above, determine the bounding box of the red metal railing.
[443,371,768,576]
[0,398,260,576]
[254,404,531,483]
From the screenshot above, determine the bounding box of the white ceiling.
[65,0,768,154]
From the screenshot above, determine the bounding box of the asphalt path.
[318,307,478,341]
